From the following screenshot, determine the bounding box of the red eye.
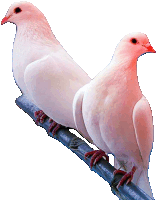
[131,38,138,44]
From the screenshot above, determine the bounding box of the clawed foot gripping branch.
[16,95,154,200]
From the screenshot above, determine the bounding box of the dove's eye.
[131,38,138,44]
[14,7,22,14]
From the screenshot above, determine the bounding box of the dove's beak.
[1,16,10,25]
[144,43,156,53]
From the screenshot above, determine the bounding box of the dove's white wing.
[133,96,154,197]
[24,53,91,129]
[133,96,154,168]
[73,85,93,143]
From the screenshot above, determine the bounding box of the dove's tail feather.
[136,169,153,198]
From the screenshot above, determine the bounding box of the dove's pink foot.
[34,111,62,136]
[48,118,62,136]
[85,149,109,169]
[113,166,136,189]
[34,110,48,125]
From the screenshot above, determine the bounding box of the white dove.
[73,32,155,197]
[1,1,92,141]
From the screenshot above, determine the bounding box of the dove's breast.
[83,72,143,159]
[12,37,58,99]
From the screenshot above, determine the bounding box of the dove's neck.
[112,49,138,68]
[16,19,59,45]
[94,56,141,98]
[109,55,138,83]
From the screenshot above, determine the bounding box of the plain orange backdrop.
[0,0,156,199]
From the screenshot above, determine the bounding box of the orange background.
[0,0,156,200]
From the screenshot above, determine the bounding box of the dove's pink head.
[1,1,46,26]
[114,32,155,60]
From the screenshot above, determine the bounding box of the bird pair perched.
[1,1,154,198]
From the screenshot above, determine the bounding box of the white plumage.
[2,1,92,141]
[73,32,154,197]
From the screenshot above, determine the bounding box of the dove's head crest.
[1,1,45,25]
[114,32,155,59]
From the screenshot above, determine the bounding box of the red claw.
[34,110,62,137]
[113,166,136,189]
[85,149,109,169]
